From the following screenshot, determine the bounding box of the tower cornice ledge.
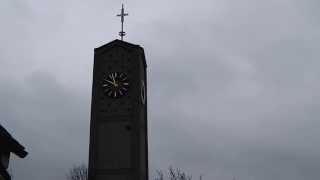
[94,39,143,53]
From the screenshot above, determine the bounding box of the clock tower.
[88,39,148,180]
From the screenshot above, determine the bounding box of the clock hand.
[111,74,115,83]
[105,79,116,85]
[111,74,118,87]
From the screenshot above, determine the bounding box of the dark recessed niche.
[125,124,132,131]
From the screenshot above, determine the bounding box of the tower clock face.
[102,72,129,98]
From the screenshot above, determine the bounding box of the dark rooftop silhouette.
[0,124,28,158]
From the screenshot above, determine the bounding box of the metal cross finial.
[117,4,128,41]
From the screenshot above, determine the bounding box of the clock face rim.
[141,80,146,104]
[102,72,129,98]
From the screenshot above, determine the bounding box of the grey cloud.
[2,0,320,180]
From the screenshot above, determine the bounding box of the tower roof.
[94,39,147,67]
[94,39,143,53]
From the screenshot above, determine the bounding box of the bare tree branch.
[66,164,88,180]
[155,167,193,180]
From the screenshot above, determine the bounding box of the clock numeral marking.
[108,91,113,96]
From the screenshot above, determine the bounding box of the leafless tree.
[155,167,194,180]
[66,164,198,180]
[66,164,88,180]
[155,170,164,180]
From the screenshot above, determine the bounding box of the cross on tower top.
[117,4,128,41]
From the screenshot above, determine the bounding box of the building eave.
[0,125,28,158]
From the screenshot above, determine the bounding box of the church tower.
[88,39,148,180]
[88,5,148,180]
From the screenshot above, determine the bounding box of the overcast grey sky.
[1,0,320,179]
